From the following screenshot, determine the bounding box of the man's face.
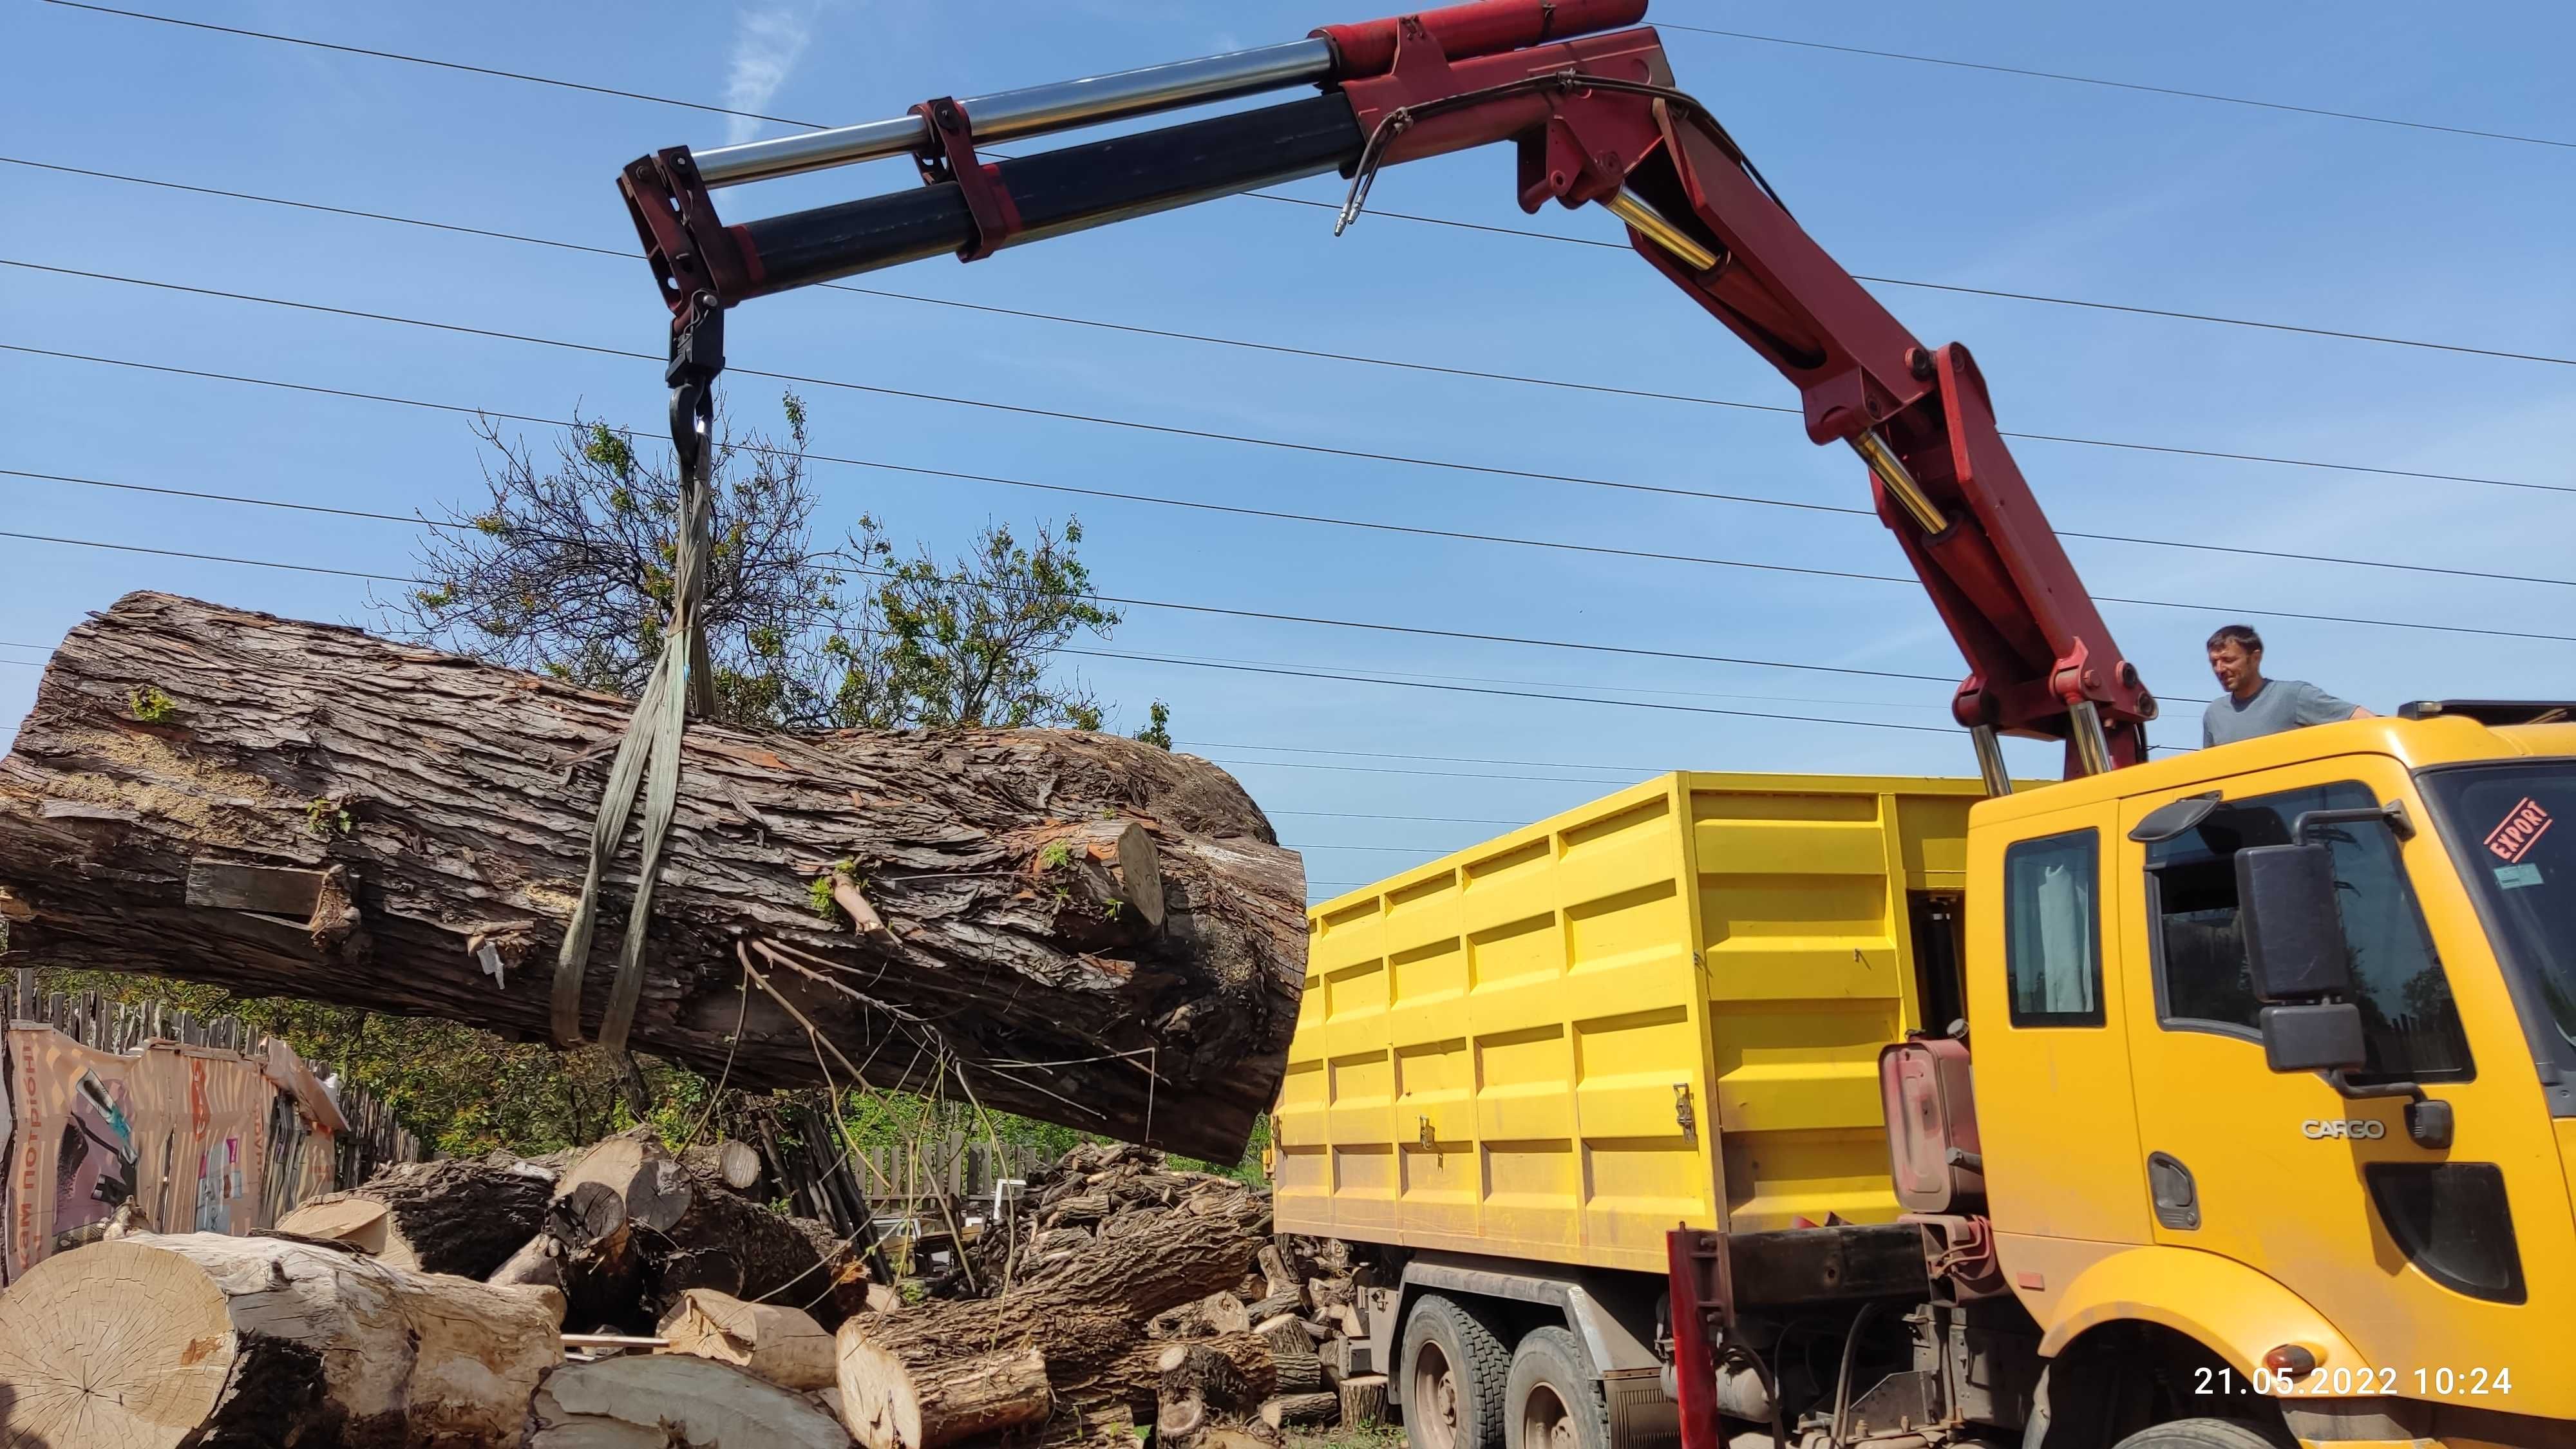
[2208,641,2260,695]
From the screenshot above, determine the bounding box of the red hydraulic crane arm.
[616,0,2157,779]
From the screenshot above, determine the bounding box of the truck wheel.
[1403,1294,1510,1449]
[1505,1327,1610,1449]
[2111,1420,2288,1449]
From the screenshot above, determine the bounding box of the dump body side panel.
[1274,772,1984,1273]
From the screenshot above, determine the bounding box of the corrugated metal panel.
[1276,772,1984,1272]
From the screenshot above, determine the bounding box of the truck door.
[1970,812,2155,1256]
[2116,760,2564,1397]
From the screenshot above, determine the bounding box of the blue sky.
[5,0,2571,900]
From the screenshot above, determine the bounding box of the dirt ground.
[1287,1425,1405,1449]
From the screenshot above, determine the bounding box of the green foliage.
[837,517,1120,732]
[1036,840,1072,871]
[1133,699,1172,750]
[384,392,1125,737]
[305,798,352,836]
[126,685,176,723]
[809,860,856,920]
[1169,1113,1271,1186]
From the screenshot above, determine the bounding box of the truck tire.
[1403,1294,1510,1449]
[2112,1421,2288,1449]
[1504,1327,1611,1449]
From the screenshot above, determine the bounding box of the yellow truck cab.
[1273,703,2575,1449]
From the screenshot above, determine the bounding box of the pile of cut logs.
[0,1135,1387,1449]
[976,1143,1390,1449]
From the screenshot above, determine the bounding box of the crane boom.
[616,0,2159,781]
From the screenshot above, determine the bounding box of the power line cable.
[1658,21,2576,153]
[0,526,1978,739]
[1,467,472,531]
[30,8,2575,368]
[1230,192,2576,370]
[1268,808,1531,826]
[1168,652,1954,710]
[1291,842,1468,854]
[1072,647,2013,734]
[14,256,2575,583]
[10,343,2573,646]
[0,464,1956,688]
[1185,739,1676,775]
[39,1,822,127]
[5,165,2563,496]
[16,156,2568,379]
[0,528,406,582]
[1206,756,1633,785]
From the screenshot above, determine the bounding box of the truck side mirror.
[2236,842,2353,1001]
[2258,1002,2367,1073]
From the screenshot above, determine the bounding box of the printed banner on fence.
[3,1026,293,1280]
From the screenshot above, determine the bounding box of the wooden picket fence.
[849,1132,1057,1212]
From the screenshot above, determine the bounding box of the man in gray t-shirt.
[2201,623,2371,747]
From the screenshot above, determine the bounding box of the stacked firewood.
[273,1125,878,1333]
[0,1133,1382,1448]
[1137,1232,1389,1448]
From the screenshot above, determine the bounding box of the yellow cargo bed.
[1271,772,1984,1273]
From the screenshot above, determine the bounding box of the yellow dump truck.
[1273,709,2576,1449]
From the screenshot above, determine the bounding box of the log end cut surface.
[0,1240,235,1449]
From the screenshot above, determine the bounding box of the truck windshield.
[2423,763,2576,1054]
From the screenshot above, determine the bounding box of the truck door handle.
[2148,1151,2200,1231]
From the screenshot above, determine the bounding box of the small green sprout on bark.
[1036,840,1073,872]
[811,858,858,920]
[307,797,353,837]
[127,685,177,724]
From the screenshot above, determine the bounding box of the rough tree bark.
[835,1343,1052,1449]
[0,1233,560,1448]
[1261,1392,1340,1432]
[1337,1374,1390,1428]
[272,1151,560,1278]
[836,1173,1270,1425]
[1088,1331,1282,1430]
[0,592,1305,1158]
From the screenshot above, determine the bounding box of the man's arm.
[2291,681,2367,725]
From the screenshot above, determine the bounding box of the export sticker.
[2485,797,2553,864]
[2495,862,2544,890]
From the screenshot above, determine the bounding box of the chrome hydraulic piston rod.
[692,38,1338,188]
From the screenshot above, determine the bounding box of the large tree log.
[836,1342,1052,1449]
[1261,1392,1341,1432]
[837,1171,1270,1424]
[0,1233,560,1448]
[0,592,1305,1158]
[1088,1331,1280,1431]
[272,1150,560,1277]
